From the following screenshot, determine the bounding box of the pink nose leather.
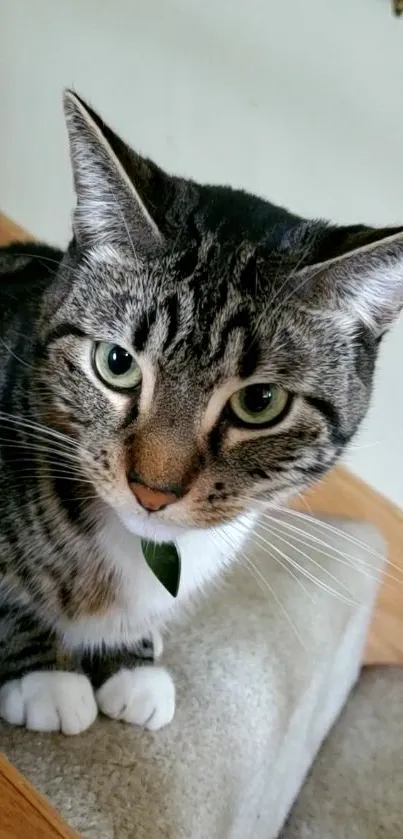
[130,482,177,512]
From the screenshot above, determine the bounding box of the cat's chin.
[116,510,191,543]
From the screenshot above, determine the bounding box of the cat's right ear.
[294,224,403,339]
[63,90,164,253]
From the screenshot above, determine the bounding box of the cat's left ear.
[63,90,165,252]
[295,224,403,338]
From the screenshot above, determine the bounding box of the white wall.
[1,0,403,506]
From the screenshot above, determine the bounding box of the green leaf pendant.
[141,539,181,597]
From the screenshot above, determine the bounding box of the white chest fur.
[59,510,252,652]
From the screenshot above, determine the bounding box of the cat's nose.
[129,480,178,512]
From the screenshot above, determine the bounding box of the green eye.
[228,384,290,427]
[93,342,142,391]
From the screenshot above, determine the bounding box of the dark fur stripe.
[210,310,247,365]
[162,293,179,353]
[51,473,94,528]
[133,307,157,352]
[238,335,260,379]
[305,396,348,446]
[44,322,87,348]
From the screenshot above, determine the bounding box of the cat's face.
[35,92,403,541]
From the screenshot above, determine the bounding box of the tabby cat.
[0,91,402,735]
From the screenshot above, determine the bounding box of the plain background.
[1,0,402,506]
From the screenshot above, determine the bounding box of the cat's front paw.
[96,666,175,730]
[0,671,98,735]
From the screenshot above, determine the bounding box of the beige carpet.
[0,520,401,837]
[282,667,403,838]
[2,518,384,839]
[2,669,402,837]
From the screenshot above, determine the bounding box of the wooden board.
[0,212,31,244]
[0,211,402,668]
[294,469,403,665]
[0,753,81,839]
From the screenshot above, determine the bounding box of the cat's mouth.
[117,508,191,543]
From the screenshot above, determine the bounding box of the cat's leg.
[81,634,175,731]
[129,629,164,661]
[0,605,97,735]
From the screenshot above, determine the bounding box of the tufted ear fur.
[295,224,403,338]
[63,90,164,253]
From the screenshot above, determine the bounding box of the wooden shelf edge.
[0,752,82,839]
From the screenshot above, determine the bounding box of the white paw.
[0,671,98,736]
[96,666,175,731]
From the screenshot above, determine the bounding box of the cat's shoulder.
[0,241,63,283]
[0,242,64,324]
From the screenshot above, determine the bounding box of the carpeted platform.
[282,667,403,839]
[0,520,401,838]
[2,668,402,837]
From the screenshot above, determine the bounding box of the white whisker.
[0,337,32,369]
[0,412,79,449]
[219,523,315,604]
[213,533,306,650]
[231,521,360,608]
[244,552,306,648]
[242,499,388,566]
[0,438,83,462]
[256,514,403,589]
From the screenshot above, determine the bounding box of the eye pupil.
[228,382,290,427]
[107,346,133,376]
[93,342,141,391]
[242,385,273,414]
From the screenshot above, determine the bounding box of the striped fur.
[0,91,402,733]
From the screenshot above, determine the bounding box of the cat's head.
[36,91,403,541]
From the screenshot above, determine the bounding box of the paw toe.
[97,666,175,730]
[0,672,97,735]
